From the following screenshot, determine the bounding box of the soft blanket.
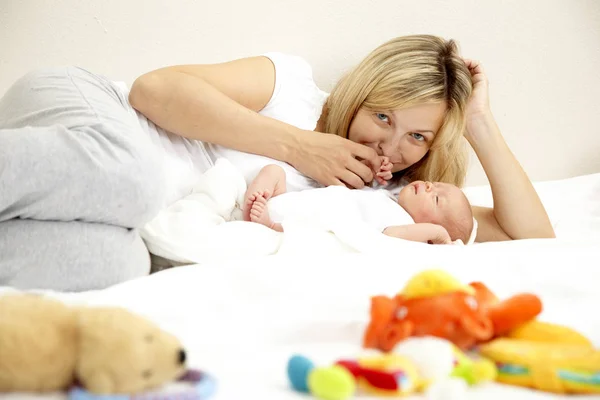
[140,158,447,264]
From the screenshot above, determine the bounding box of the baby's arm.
[383,223,452,245]
[243,164,287,227]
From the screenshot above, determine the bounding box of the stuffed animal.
[0,293,187,395]
[363,270,543,351]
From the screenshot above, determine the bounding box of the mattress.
[2,172,600,400]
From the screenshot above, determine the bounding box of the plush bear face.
[75,307,187,394]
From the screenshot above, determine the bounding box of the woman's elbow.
[526,217,556,240]
[514,225,556,241]
[538,225,556,239]
[128,72,164,113]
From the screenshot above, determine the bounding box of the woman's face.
[348,102,447,173]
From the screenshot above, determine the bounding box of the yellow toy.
[507,320,594,347]
[0,293,187,394]
[478,338,600,394]
[399,269,475,299]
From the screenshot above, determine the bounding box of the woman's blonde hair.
[323,35,473,187]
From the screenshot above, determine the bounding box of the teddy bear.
[0,293,187,394]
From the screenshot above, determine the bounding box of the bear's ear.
[78,370,114,395]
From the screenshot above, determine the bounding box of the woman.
[0,35,554,291]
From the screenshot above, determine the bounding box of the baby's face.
[397,181,469,225]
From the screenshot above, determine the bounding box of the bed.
[2,171,599,400]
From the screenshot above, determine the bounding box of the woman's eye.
[411,133,425,142]
[376,113,389,123]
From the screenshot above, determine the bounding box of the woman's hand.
[463,59,494,140]
[289,130,382,188]
[463,59,490,118]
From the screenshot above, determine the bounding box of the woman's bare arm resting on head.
[128,57,380,188]
[463,59,555,242]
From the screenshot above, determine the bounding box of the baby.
[243,157,474,245]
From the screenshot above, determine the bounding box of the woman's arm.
[463,60,555,242]
[128,56,380,188]
[129,57,286,156]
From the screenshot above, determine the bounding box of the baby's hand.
[375,156,393,185]
[427,225,453,245]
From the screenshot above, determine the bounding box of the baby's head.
[398,181,473,243]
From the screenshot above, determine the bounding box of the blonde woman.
[0,35,554,290]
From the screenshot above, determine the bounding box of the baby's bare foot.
[249,195,274,228]
[243,190,271,221]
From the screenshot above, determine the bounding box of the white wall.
[1,0,599,186]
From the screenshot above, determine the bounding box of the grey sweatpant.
[0,67,167,291]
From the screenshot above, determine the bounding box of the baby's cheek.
[416,207,436,224]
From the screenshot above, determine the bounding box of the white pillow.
[463,173,600,240]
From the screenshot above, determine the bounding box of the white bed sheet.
[2,173,600,400]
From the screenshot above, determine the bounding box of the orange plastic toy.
[363,280,542,352]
